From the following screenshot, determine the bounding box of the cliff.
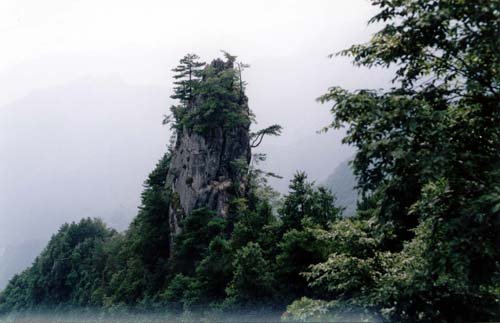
[165,56,252,250]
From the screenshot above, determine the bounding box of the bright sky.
[0,0,379,105]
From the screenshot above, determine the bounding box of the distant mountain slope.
[0,77,171,249]
[322,159,358,217]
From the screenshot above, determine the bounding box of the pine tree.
[170,53,205,106]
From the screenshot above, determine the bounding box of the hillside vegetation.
[1,1,499,322]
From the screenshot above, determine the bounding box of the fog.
[0,308,383,323]
[0,0,393,288]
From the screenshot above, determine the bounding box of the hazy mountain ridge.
[322,158,358,217]
[0,79,171,289]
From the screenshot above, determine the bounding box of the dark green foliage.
[279,172,311,231]
[146,206,232,310]
[275,229,327,299]
[302,219,382,300]
[230,200,275,250]
[172,208,228,275]
[194,237,233,303]
[0,154,174,312]
[130,152,172,267]
[97,168,341,311]
[167,54,206,131]
[170,53,205,105]
[250,124,283,148]
[1,53,303,315]
[6,13,497,319]
[169,52,251,135]
[271,173,342,301]
[287,1,500,322]
[160,273,196,311]
[279,172,342,231]
[225,242,275,307]
[104,153,172,305]
[0,218,115,313]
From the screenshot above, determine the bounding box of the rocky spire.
[165,55,251,253]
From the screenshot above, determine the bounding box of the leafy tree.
[193,236,233,304]
[371,178,500,321]
[320,0,499,242]
[0,218,115,313]
[275,229,327,300]
[225,242,275,307]
[161,273,196,311]
[302,219,383,300]
[0,270,32,314]
[290,1,500,321]
[106,255,153,305]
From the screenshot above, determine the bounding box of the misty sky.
[0,0,394,286]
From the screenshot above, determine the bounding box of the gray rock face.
[164,56,252,254]
[166,125,250,248]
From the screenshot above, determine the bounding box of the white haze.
[0,0,393,288]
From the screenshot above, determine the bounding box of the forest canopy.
[0,1,498,322]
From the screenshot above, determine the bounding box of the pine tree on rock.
[170,53,205,106]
